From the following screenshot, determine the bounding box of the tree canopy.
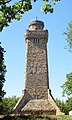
[0,0,60,31]
[56,97,72,115]
[0,96,19,115]
[64,21,72,52]
[61,72,72,97]
[0,42,6,101]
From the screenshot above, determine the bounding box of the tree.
[0,42,6,101]
[61,72,72,97]
[65,97,72,115]
[55,97,72,115]
[64,21,72,52]
[0,96,19,115]
[0,0,60,31]
[55,98,66,114]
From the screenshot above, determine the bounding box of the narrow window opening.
[36,39,37,43]
[34,95,39,99]
[34,40,35,43]
[38,39,39,43]
[36,67,37,72]
[33,39,39,44]
[35,27,37,30]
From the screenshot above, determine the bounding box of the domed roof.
[29,20,44,29]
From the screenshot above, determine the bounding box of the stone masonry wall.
[24,30,49,99]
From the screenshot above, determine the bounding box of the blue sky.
[0,0,72,100]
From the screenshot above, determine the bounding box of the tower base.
[12,89,63,115]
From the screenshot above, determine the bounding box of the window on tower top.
[34,39,39,44]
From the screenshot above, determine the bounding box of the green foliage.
[0,42,6,101]
[61,72,72,96]
[0,115,72,120]
[64,21,72,51]
[65,97,72,115]
[55,97,72,115]
[0,0,61,31]
[56,115,72,120]
[0,96,19,115]
[0,43,6,115]
[55,98,66,114]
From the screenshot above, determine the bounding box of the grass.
[0,115,72,120]
[56,115,72,120]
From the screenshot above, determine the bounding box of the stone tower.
[13,20,62,115]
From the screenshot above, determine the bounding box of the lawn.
[0,115,72,120]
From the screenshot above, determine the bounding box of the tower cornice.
[24,30,48,40]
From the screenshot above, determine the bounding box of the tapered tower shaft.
[24,20,49,99]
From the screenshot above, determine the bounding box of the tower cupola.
[29,20,44,30]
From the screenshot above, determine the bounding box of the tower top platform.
[28,20,44,30]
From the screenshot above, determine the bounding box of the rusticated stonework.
[13,20,63,115]
[24,29,49,100]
